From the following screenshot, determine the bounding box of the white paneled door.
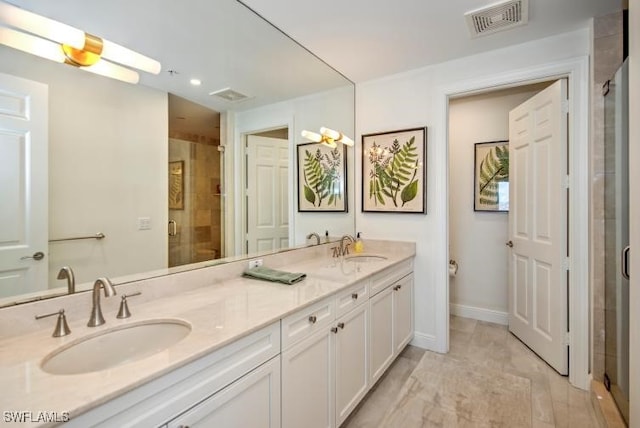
[246,135,289,254]
[507,79,568,375]
[0,72,48,298]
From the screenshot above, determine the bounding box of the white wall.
[628,0,639,424]
[356,29,589,350]
[234,85,355,252]
[0,47,168,290]
[448,85,547,322]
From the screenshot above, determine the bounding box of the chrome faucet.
[87,277,116,327]
[340,235,355,256]
[57,266,75,294]
[306,232,321,245]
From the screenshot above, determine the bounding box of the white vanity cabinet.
[66,322,280,428]
[369,266,414,385]
[281,281,369,428]
[165,356,280,428]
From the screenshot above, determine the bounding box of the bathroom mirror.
[0,0,355,306]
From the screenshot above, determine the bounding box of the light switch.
[138,217,151,230]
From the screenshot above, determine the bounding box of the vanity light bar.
[0,0,160,83]
[301,127,353,149]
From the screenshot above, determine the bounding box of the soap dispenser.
[354,232,364,253]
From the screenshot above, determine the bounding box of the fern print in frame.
[474,140,509,212]
[361,127,427,213]
[296,142,347,212]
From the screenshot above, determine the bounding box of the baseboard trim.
[591,380,627,427]
[410,332,437,351]
[450,303,508,325]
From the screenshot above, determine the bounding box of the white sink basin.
[41,319,191,375]
[344,254,388,263]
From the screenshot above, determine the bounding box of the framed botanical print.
[297,142,348,212]
[361,127,427,213]
[168,160,184,210]
[474,140,509,212]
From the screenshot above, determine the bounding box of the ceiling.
[4,0,621,114]
[240,0,622,82]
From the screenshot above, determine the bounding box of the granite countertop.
[0,241,414,427]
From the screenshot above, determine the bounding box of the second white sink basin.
[41,319,191,375]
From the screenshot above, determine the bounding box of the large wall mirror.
[0,0,355,306]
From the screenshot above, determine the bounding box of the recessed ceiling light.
[190,78,202,86]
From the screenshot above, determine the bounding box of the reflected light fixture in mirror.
[0,0,161,84]
[301,127,354,149]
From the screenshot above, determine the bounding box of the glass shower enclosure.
[603,58,629,424]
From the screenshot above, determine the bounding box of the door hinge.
[562,257,570,271]
[561,100,569,114]
[562,175,570,189]
[563,332,571,346]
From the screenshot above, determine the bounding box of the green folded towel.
[242,266,306,285]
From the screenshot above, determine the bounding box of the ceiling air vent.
[465,0,529,38]
[209,88,250,102]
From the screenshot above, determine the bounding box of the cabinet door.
[282,328,334,428]
[335,303,368,426]
[369,285,394,384]
[393,274,414,354]
[167,356,280,428]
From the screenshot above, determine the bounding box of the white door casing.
[246,135,289,254]
[508,79,568,374]
[0,72,48,298]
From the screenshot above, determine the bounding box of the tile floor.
[342,316,600,428]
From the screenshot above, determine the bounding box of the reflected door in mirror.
[0,73,48,298]
[246,135,289,254]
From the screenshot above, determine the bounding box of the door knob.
[21,251,45,261]
[506,241,513,248]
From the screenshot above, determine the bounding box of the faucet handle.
[116,292,142,319]
[35,309,71,337]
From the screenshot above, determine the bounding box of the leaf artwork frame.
[474,140,509,212]
[168,160,184,210]
[361,127,427,213]
[296,142,348,212]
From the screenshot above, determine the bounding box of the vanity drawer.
[370,259,413,296]
[281,297,335,350]
[335,280,369,318]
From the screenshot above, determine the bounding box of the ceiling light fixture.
[190,78,202,86]
[301,127,354,149]
[0,1,161,84]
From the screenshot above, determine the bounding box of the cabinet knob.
[351,293,358,300]
[308,315,317,324]
[338,322,345,329]
[331,326,338,333]
[393,285,401,291]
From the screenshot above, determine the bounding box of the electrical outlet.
[248,259,263,269]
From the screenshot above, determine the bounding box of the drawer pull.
[351,293,359,300]
[308,315,317,324]
[393,285,402,291]
[331,326,339,333]
[338,322,345,329]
